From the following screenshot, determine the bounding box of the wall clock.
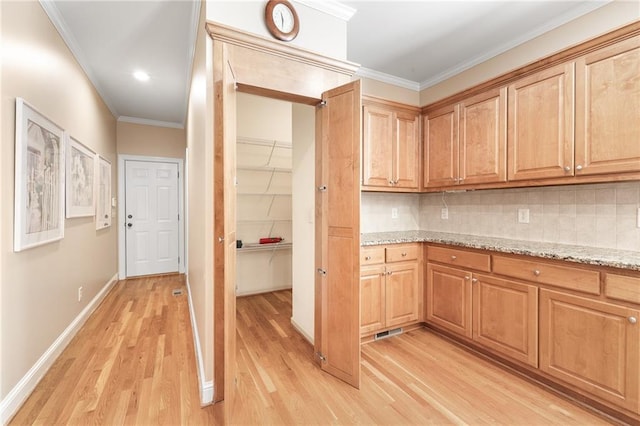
[265,0,299,42]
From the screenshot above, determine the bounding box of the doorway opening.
[235,92,316,344]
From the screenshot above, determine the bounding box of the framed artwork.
[14,98,65,252]
[96,156,112,230]
[65,136,96,218]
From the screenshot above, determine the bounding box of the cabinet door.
[508,63,574,181]
[360,265,385,335]
[385,262,420,328]
[460,88,507,185]
[393,110,420,189]
[540,289,640,413]
[472,274,538,367]
[424,105,459,188]
[426,264,472,338]
[363,105,394,188]
[575,36,640,176]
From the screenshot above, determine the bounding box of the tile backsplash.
[362,182,640,251]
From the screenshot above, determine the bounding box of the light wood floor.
[234,290,613,425]
[11,275,614,425]
[9,275,222,425]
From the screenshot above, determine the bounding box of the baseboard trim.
[185,276,213,405]
[0,272,118,425]
[290,318,314,345]
[236,285,292,297]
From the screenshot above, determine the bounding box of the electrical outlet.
[78,286,83,302]
[441,207,449,220]
[391,208,398,219]
[518,208,530,224]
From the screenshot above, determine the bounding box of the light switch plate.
[391,208,398,219]
[441,208,448,220]
[637,207,640,228]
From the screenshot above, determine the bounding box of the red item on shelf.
[259,237,283,244]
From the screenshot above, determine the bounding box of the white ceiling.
[43,0,611,128]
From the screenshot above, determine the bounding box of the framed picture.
[65,136,96,218]
[14,98,65,251]
[96,156,112,230]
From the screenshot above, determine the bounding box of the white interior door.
[125,160,179,277]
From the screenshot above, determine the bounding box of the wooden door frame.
[117,154,185,279]
[206,22,358,405]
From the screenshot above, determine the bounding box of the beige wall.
[186,0,214,395]
[117,121,185,159]
[420,1,640,105]
[1,0,117,402]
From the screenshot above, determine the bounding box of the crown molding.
[355,67,420,92]
[118,115,184,130]
[419,0,611,90]
[293,0,356,21]
[39,0,118,118]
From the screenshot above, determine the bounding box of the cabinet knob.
[388,180,394,185]
[564,166,571,172]
[387,271,392,276]
[629,316,637,325]
[365,256,371,261]
[533,269,541,276]
[576,165,583,171]
[472,278,478,283]
[401,252,407,257]
[464,276,470,280]
[451,255,457,260]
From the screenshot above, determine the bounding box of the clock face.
[272,3,295,33]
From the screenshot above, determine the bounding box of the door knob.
[127,223,133,228]
[127,214,133,219]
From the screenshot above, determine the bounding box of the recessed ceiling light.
[133,70,150,82]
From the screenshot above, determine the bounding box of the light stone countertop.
[361,230,640,271]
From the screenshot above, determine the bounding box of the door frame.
[117,154,185,279]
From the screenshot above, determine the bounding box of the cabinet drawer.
[427,246,491,272]
[493,256,600,295]
[606,274,640,304]
[361,246,385,265]
[386,244,419,263]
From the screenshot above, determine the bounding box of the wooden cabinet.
[508,63,575,181]
[360,265,385,335]
[362,100,420,191]
[540,289,640,413]
[575,35,640,176]
[426,263,538,367]
[472,274,538,367]
[424,88,506,188]
[360,244,421,336]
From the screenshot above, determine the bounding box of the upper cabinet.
[424,88,507,188]
[575,35,640,176]
[508,63,575,181]
[362,99,420,191]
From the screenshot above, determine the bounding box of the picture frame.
[65,136,96,218]
[14,98,66,251]
[96,156,112,230]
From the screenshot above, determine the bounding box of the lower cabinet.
[540,289,640,414]
[426,263,538,367]
[360,244,421,336]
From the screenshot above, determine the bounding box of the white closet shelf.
[237,136,292,149]
[237,219,292,223]
[237,166,292,173]
[237,192,292,196]
[237,242,292,252]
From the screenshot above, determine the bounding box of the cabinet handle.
[472,278,478,283]
[464,276,470,280]
[365,256,371,261]
[576,165,583,171]
[451,255,457,260]
[629,317,637,325]
[401,252,407,257]
[564,166,571,172]
[533,269,541,276]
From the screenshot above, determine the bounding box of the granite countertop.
[361,230,640,271]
